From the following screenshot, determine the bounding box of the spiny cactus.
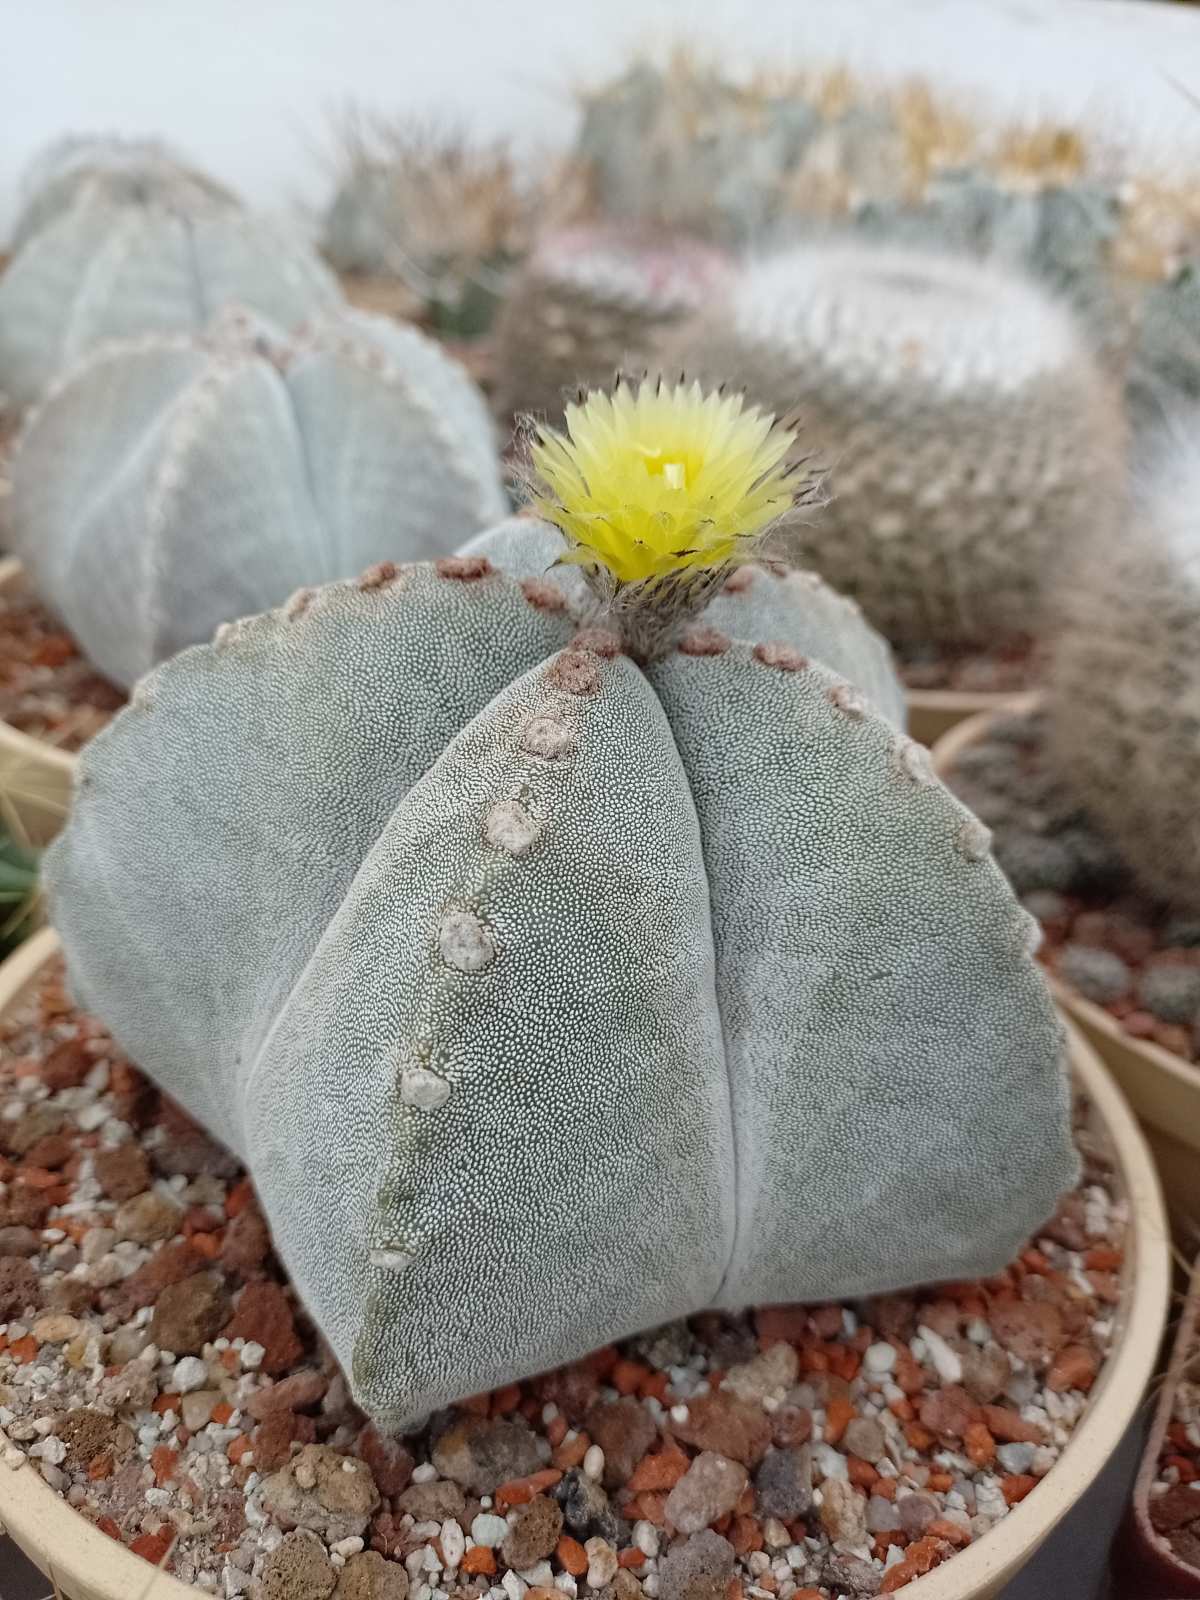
[322,118,532,337]
[1047,416,1200,911]
[0,177,341,411]
[662,242,1125,647]
[46,378,1073,1428]
[7,309,508,688]
[10,133,238,252]
[492,224,732,424]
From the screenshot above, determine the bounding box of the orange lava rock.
[981,1406,1044,1444]
[612,1359,649,1396]
[227,1434,253,1465]
[87,1453,114,1481]
[1001,1474,1038,1505]
[152,1393,182,1415]
[1084,1246,1122,1271]
[618,1549,645,1568]
[628,1491,668,1525]
[552,1431,591,1471]
[8,1336,37,1364]
[873,1477,897,1501]
[492,1384,522,1414]
[1046,1343,1098,1393]
[556,1536,588,1575]
[627,1437,690,1492]
[641,1370,671,1403]
[211,1403,235,1426]
[151,1445,179,1485]
[903,1420,935,1452]
[225,1178,256,1217]
[927,1471,954,1493]
[964,1423,996,1468]
[929,1518,971,1548]
[495,1468,562,1508]
[730,1515,762,1555]
[96,1516,122,1542]
[825,1396,855,1444]
[129,1529,174,1566]
[462,1547,497,1576]
[755,1306,810,1343]
[847,1456,878,1491]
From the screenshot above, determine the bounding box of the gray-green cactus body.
[0,191,341,410]
[1048,418,1200,909]
[492,225,732,424]
[8,310,507,687]
[663,242,1124,647]
[47,516,1073,1427]
[10,134,239,252]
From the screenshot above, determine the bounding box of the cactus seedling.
[492,224,732,424]
[8,309,508,688]
[1047,416,1200,910]
[663,242,1125,648]
[47,377,1073,1427]
[0,169,341,410]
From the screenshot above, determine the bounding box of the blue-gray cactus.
[7,309,508,688]
[662,242,1125,646]
[9,133,239,253]
[1047,414,1200,910]
[46,386,1074,1425]
[0,169,341,410]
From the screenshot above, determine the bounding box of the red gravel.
[895,636,1040,696]
[0,575,124,752]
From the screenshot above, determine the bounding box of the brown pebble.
[152,1101,239,1179]
[0,1187,49,1230]
[94,1142,152,1203]
[220,1202,272,1277]
[989,1299,1065,1364]
[255,1410,319,1472]
[0,1256,38,1319]
[0,1226,40,1257]
[960,1344,1011,1404]
[223,1280,303,1373]
[1149,1483,1200,1533]
[150,1270,231,1355]
[114,1189,183,1244]
[771,1403,813,1448]
[670,1391,772,1467]
[502,1494,564,1568]
[56,1407,131,1472]
[666,1451,748,1533]
[42,1277,97,1315]
[355,1424,415,1497]
[1046,1343,1098,1394]
[22,1133,72,1170]
[335,1551,409,1600]
[259,1529,337,1600]
[395,1478,467,1522]
[247,1369,330,1421]
[40,1038,92,1091]
[586,1397,657,1487]
[918,1386,981,1441]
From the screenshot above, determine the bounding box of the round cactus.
[46,378,1073,1428]
[7,309,508,688]
[0,181,341,411]
[10,133,239,253]
[662,242,1125,647]
[492,224,732,424]
[1047,416,1200,910]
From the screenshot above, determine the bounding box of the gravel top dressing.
[1147,1300,1200,1574]
[893,639,1039,698]
[0,961,1127,1599]
[0,573,124,754]
[942,705,1200,1066]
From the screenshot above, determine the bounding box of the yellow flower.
[529,378,802,587]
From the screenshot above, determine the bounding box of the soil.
[0,958,1129,1598]
[894,637,1041,698]
[0,574,125,754]
[940,705,1200,1066]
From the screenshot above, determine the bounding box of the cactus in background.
[322,118,533,337]
[0,177,341,411]
[662,242,1125,647]
[47,377,1073,1427]
[0,832,39,959]
[491,224,732,423]
[10,133,239,252]
[7,309,508,688]
[1047,416,1200,910]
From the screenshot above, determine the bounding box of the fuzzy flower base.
[0,963,1125,1597]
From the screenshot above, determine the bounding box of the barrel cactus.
[492,224,732,423]
[46,377,1073,1428]
[1047,415,1200,910]
[8,309,507,687]
[10,133,238,252]
[322,120,530,337]
[662,241,1125,646]
[0,167,341,410]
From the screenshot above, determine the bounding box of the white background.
[5,0,1200,237]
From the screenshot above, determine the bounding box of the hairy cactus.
[8,309,507,688]
[1047,417,1200,910]
[322,119,532,337]
[662,242,1125,646]
[46,379,1073,1427]
[10,133,238,252]
[0,177,341,410]
[492,224,732,423]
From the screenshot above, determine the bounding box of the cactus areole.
[48,379,1075,1429]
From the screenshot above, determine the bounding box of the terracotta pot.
[933,703,1200,1247]
[0,928,1171,1599]
[1112,1260,1200,1597]
[0,558,76,847]
[906,688,1014,749]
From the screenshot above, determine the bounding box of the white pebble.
[583,1444,605,1481]
[172,1356,209,1394]
[763,1518,790,1548]
[441,1519,465,1568]
[502,1571,527,1600]
[633,1520,659,1557]
[863,1343,896,1376]
[240,1342,266,1371]
[332,1536,364,1559]
[812,1442,848,1481]
[32,1436,66,1466]
[669,1404,689,1424]
[917,1325,963,1384]
[75,1103,108,1132]
[554,1576,577,1598]
[471,1514,508,1548]
[412,1461,438,1483]
[585,1537,617,1587]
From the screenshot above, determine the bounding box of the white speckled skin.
[662,243,1126,647]
[8,310,508,688]
[46,519,1074,1427]
[0,194,341,410]
[1048,418,1200,910]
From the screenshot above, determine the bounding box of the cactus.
[491,224,732,423]
[322,119,532,337]
[7,309,508,688]
[1047,417,1200,910]
[662,242,1125,647]
[10,133,238,252]
[0,175,342,411]
[46,378,1073,1428]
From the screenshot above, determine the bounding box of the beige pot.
[0,929,1171,1599]
[905,689,1012,749]
[0,559,76,847]
[934,704,1200,1248]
